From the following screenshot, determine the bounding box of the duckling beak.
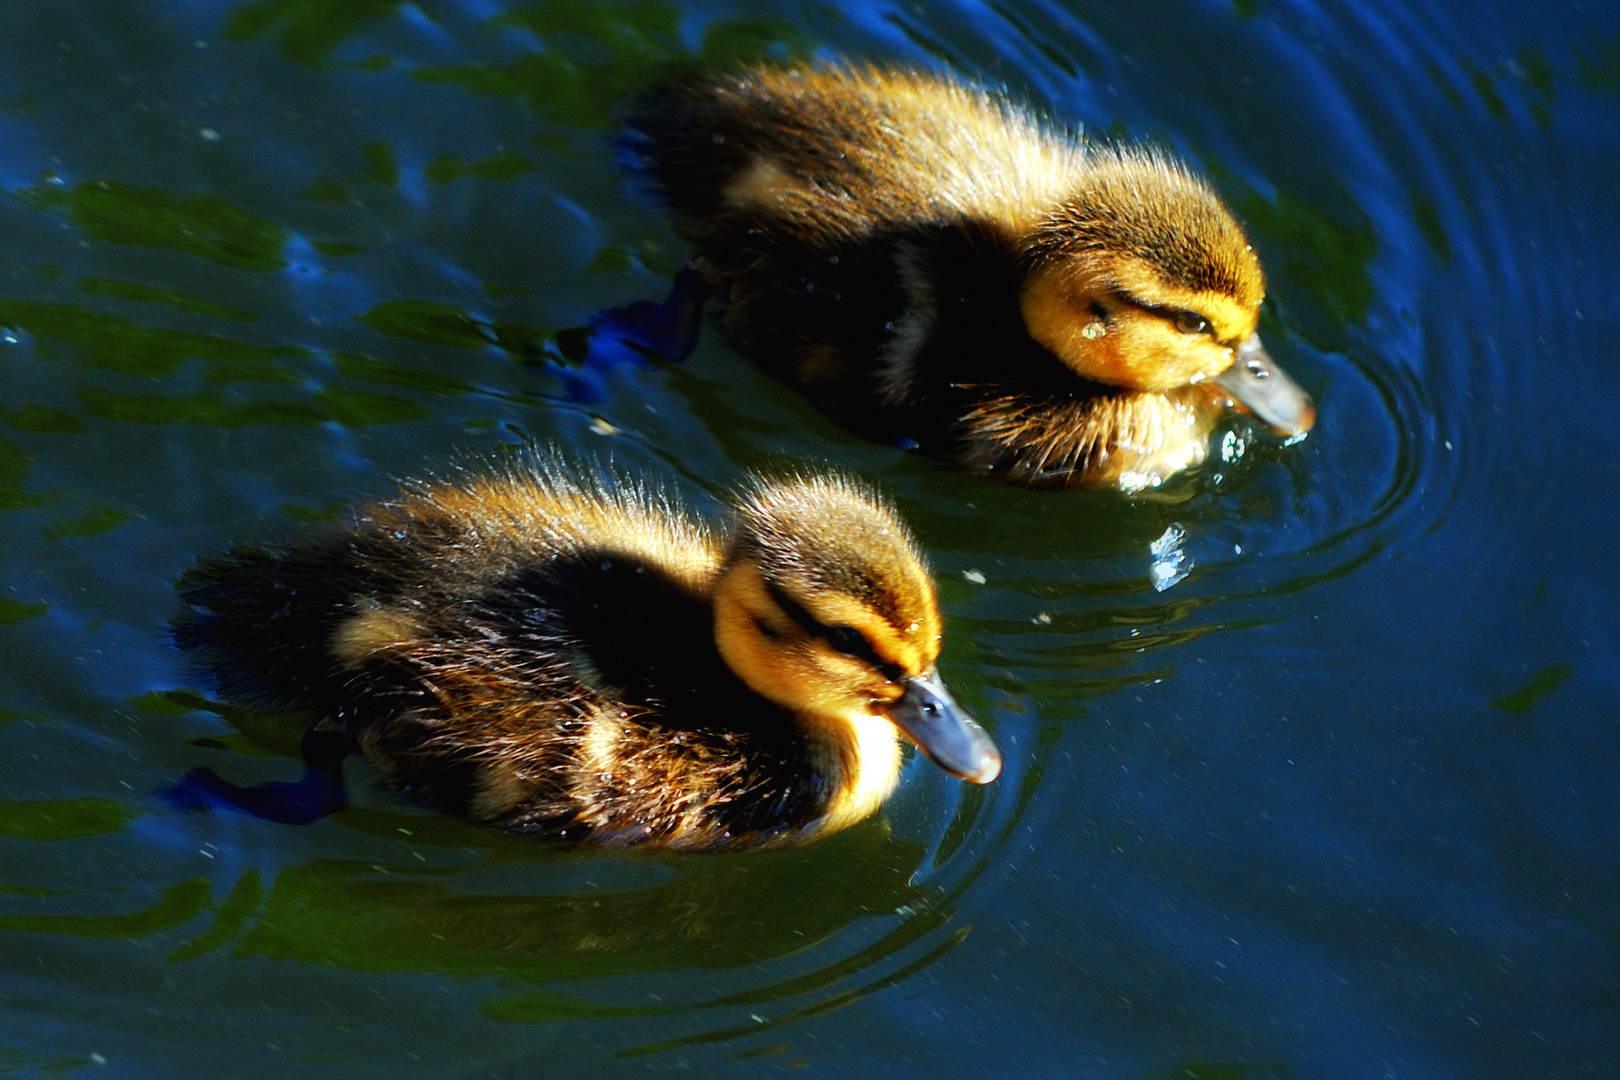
[887,669,1002,784]
[1212,333,1316,437]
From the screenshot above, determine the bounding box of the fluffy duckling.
[624,64,1315,490]
[169,457,999,851]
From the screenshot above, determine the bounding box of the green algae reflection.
[0,295,450,429]
[20,181,288,272]
[414,1,808,129]
[4,405,83,435]
[226,0,809,130]
[77,385,428,428]
[167,870,265,964]
[359,299,554,363]
[0,879,210,938]
[226,0,408,68]
[0,1046,99,1075]
[424,152,536,185]
[80,276,259,322]
[1224,178,1377,337]
[361,139,399,188]
[134,688,312,759]
[41,505,134,541]
[0,797,139,841]
[0,299,302,380]
[360,300,490,350]
[0,435,42,513]
[1141,1063,1293,1080]
[1576,29,1620,94]
[0,598,47,624]
[334,353,477,396]
[1492,662,1573,715]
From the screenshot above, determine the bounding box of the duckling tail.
[172,541,358,712]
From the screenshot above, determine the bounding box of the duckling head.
[1019,149,1315,437]
[713,473,1000,785]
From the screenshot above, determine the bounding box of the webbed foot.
[161,728,352,825]
[553,267,708,401]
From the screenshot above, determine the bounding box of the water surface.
[0,1,1616,1077]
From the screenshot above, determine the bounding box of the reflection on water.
[123,674,1025,1047]
[0,0,1616,1076]
[0,794,980,1050]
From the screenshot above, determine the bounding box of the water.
[0,1,1616,1077]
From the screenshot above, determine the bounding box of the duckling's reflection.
[215,812,945,1020]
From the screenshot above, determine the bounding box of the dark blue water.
[0,1,1615,1077]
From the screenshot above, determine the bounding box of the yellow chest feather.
[813,712,903,835]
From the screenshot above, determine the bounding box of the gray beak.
[1213,333,1316,437]
[887,669,1001,784]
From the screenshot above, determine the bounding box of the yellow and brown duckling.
[170,457,999,851]
[624,63,1315,491]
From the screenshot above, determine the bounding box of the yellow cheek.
[1169,337,1239,387]
[712,567,855,715]
[1021,255,1263,392]
[1097,321,1237,393]
[788,647,896,717]
[713,596,791,706]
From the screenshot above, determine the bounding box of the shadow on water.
[0,785,1000,1055]
[0,672,1031,1056]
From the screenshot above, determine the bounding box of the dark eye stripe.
[1125,296,1216,339]
[763,580,907,683]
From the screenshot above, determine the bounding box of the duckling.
[169,456,1000,851]
[622,63,1315,490]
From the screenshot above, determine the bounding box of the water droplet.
[1149,524,1192,592]
[1221,429,1247,463]
[962,569,986,584]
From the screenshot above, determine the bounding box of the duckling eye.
[826,625,868,656]
[1173,310,1210,335]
